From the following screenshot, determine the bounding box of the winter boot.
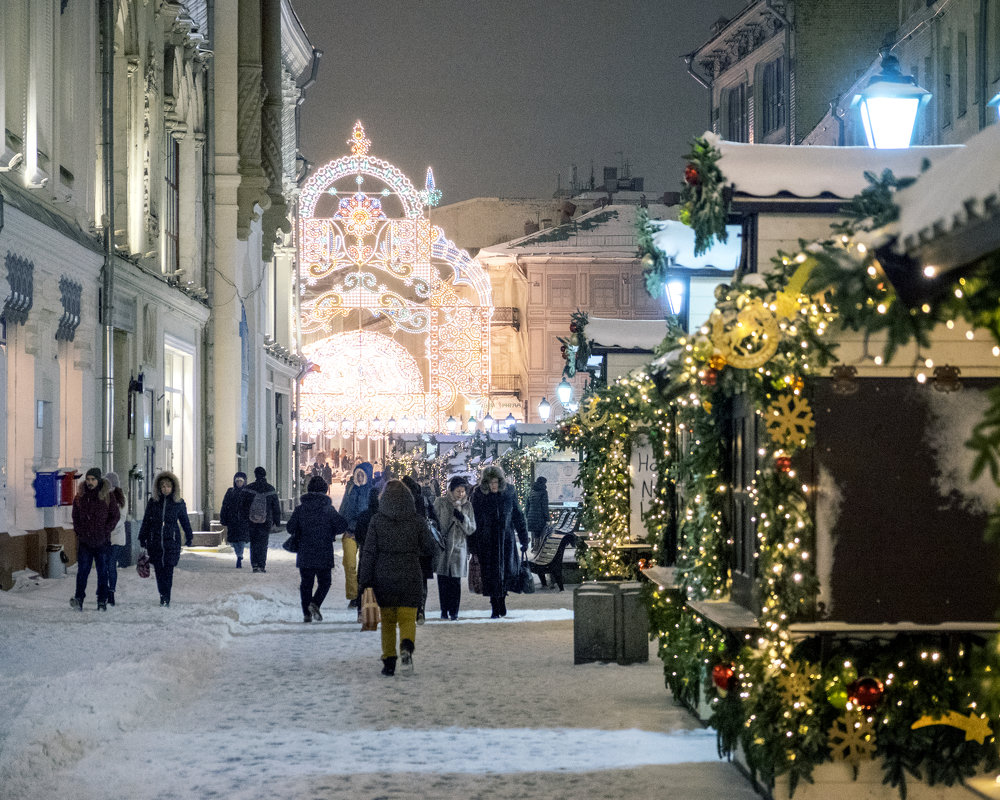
[70,597,83,611]
[400,639,414,675]
[381,656,397,677]
[160,596,170,607]
[98,601,108,611]
[107,591,115,606]
[236,557,242,568]
[309,602,323,622]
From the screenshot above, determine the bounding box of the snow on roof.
[650,219,742,271]
[707,132,963,199]
[894,122,1000,253]
[477,204,672,259]
[588,317,667,350]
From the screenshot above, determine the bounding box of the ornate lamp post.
[537,397,551,422]
[853,51,931,149]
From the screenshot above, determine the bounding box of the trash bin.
[46,544,66,578]
[573,581,649,665]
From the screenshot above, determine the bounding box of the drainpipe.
[99,0,115,473]
[683,53,714,132]
[978,0,989,130]
[203,0,218,520]
[292,47,321,490]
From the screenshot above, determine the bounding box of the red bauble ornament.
[701,368,718,387]
[775,456,792,473]
[570,323,579,333]
[847,677,884,710]
[684,164,701,186]
[560,344,567,355]
[711,663,736,691]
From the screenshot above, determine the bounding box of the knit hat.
[105,471,121,489]
[254,466,267,479]
[535,476,547,485]
[307,475,328,494]
[448,475,469,492]
[85,467,102,481]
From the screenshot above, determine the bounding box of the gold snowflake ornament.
[765,395,815,447]
[828,712,877,765]
[777,661,814,707]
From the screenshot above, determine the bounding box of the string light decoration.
[297,122,492,434]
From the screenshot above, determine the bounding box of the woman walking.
[339,462,373,608]
[358,480,437,676]
[284,476,348,623]
[470,465,528,619]
[433,476,476,620]
[219,471,249,568]
[138,471,193,607]
[525,475,550,551]
[103,471,127,606]
[401,475,440,624]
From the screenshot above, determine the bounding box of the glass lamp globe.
[538,397,551,422]
[556,379,573,405]
[853,52,931,149]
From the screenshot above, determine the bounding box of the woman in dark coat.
[525,475,550,551]
[358,480,437,677]
[339,462,374,607]
[284,476,348,623]
[219,471,249,568]
[402,475,441,624]
[470,465,528,618]
[138,470,193,607]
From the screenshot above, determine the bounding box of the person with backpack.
[239,466,282,573]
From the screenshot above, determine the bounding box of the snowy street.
[0,536,759,799]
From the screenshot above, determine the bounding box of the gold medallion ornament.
[579,395,610,429]
[709,299,780,370]
[765,395,815,447]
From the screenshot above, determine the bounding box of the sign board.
[629,436,656,542]
[533,460,582,504]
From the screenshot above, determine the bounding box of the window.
[547,276,576,308]
[589,276,618,309]
[722,84,749,142]
[957,32,968,118]
[759,58,785,137]
[164,138,180,273]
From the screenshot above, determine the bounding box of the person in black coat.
[239,466,282,573]
[402,475,441,625]
[470,465,528,618]
[284,476,348,623]
[219,471,250,568]
[525,476,550,551]
[138,470,193,607]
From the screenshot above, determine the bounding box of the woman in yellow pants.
[338,462,373,607]
[358,480,438,676]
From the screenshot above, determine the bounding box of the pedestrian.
[402,475,440,624]
[351,487,380,620]
[239,466,282,573]
[525,475,550,551]
[70,467,121,611]
[470,465,528,618]
[373,463,394,494]
[433,476,477,620]
[103,471,127,606]
[219,471,250,568]
[358,479,438,676]
[137,471,193,607]
[338,462,373,608]
[284,476,348,623]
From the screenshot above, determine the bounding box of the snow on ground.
[0,535,758,800]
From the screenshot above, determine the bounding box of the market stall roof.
[892,122,1000,271]
[709,132,962,199]
[588,317,667,351]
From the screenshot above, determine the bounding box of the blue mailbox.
[32,470,61,508]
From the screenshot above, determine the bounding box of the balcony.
[491,374,522,397]
[491,306,521,331]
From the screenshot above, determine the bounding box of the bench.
[528,531,576,591]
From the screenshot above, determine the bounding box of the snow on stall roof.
[894,122,1000,252]
[649,219,742,271]
[588,317,668,350]
[707,132,963,199]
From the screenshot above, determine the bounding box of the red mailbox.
[59,470,80,506]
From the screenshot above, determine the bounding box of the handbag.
[468,553,483,594]
[360,587,380,631]
[519,553,535,594]
[136,551,150,579]
[282,535,298,553]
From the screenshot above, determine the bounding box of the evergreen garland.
[679,134,731,257]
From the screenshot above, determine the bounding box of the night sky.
[290,1,746,203]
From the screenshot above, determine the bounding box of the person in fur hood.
[470,465,528,618]
[70,467,121,611]
[358,479,438,677]
[138,470,193,607]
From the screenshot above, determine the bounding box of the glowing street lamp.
[504,413,517,431]
[386,417,396,433]
[400,415,410,432]
[467,415,477,434]
[537,397,551,422]
[483,413,495,433]
[556,379,573,405]
[446,415,458,433]
[853,52,930,149]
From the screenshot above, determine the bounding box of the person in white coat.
[103,471,128,606]
[432,476,477,620]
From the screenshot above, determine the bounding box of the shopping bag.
[136,551,150,578]
[519,554,535,594]
[468,553,483,595]
[360,587,380,631]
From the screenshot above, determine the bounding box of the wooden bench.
[528,531,576,591]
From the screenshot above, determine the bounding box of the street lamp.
[989,92,1000,121]
[556,378,573,405]
[446,415,458,433]
[504,413,516,431]
[400,415,410,432]
[537,397,551,422]
[386,416,396,433]
[467,415,477,434]
[853,51,931,149]
[483,413,495,433]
